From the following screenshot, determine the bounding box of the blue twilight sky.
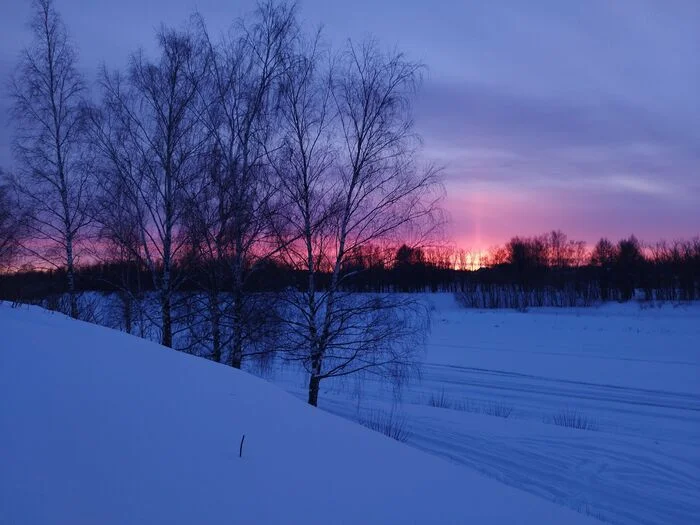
[1,0,698,249]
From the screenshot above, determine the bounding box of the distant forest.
[3,231,699,308]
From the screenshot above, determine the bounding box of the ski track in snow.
[271,300,700,525]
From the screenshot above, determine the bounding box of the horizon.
[1,0,698,251]
[4,230,697,275]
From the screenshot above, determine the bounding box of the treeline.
[392,232,699,307]
[459,232,700,308]
[3,232,699,305]
[0,244,457,300]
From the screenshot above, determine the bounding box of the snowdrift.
[0,304,593,524]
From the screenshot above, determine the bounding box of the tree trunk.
[231,347,242,369]
[230,249,244,369]
[307,374,321,407]
[230,301,243,368]
[63,186,78,319]
[66,255,78,319]
[210,294,221,363]
[122,291,133,334]
[161,292,172,348]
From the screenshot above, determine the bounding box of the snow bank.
[0,303,594,524]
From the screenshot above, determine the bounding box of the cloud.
[416,80,698,158]
[603,175,676,197]
[413,77,699,246]
[414,77,698,200]
[1,0,697,246]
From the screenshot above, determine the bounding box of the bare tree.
[547,230,570,269]
[91,172,147,335]
[91,24,209,347]
[0,171,25,273]
[591,238,616,267]
[184,2,296,366]
[271,38,441,406]
[9,0,91,318]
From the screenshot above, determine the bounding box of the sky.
[1,0,698,251]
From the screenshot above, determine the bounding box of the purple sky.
[1,0,698,250]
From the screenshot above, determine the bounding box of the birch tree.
[184,2,295,366]
[10,0,91,318]
[0,172,25,273]
[272,38,441,406]
[91,25,208,347]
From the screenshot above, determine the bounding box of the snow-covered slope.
[0,304,594,525]
[274,296,700,524]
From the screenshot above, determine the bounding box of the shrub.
[550,408,598,431]
[481,401,513,419]
[428,389,453,409]
[359,410,411,443]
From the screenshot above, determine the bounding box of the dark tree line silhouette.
[2,232,699,309]
[455,234,699,309]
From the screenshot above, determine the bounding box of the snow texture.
[0,302,595,525]
[273,295,700,525]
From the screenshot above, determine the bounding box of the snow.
[272,295,700,525]
[0,303,595,525]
